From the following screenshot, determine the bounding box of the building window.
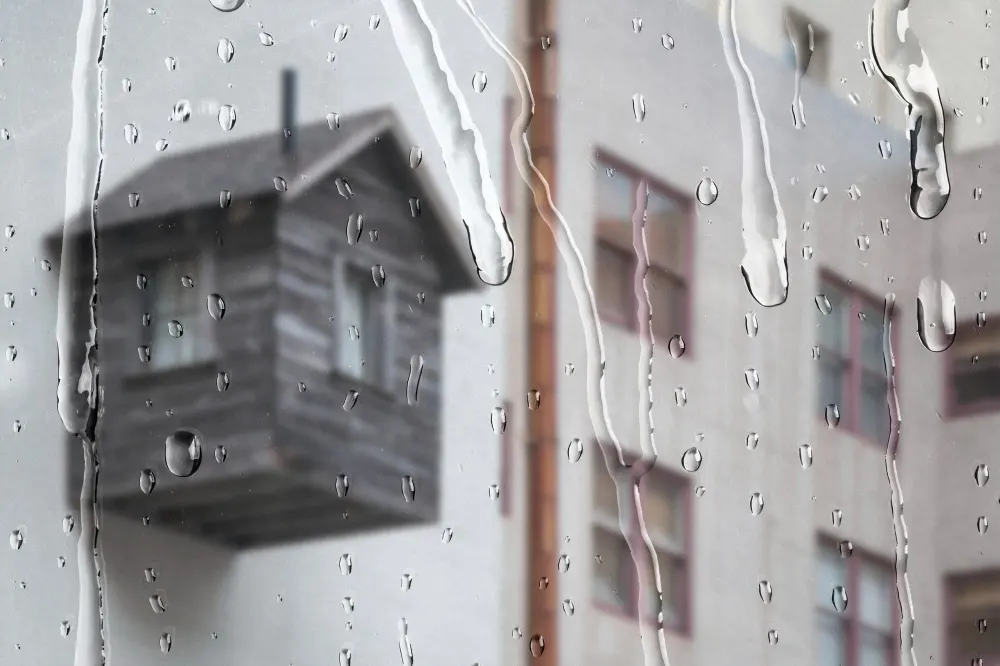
[784,9,830,84]
[594,155,691,343]
[816,274,888,442]
[592,454,688,630]
[336,264,387,386]
[816,543,894,666]
[948,322,1000,415]
[948,572,1000,665]
[142,256,209,370]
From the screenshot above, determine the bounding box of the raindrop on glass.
[220,190,232,208]
[406,355,423,406]
[831,586,849,612]
[832,509,843,527]
[60,621,71,637]
[759,580,772,604]
[334,23,349,42]
[838,540,854,558]
[481,305,495,327]
[557,553,571,573]
[124,123,139,145]
[164,57,176,71]
[815,294,833,315]
[472,71,488,93]
[335,178,354,199]
[746,431,759,450]
[745,368,760,391]
[527,389,541,411]
[976,463,990,487]
[674,387,687,407]
[207,294,226,320]
[750,492,764,515]
[9,529,22,550]
[696,177,718,205]
[409,146,423,169]
[916,277,957,352]
[979,516,990,534]
[631,93,646,122]
[164,430,202,478]
[681,447,703,472]
[878,140,891,159]
[491,406,507,434]
[745,311,759,338]
[529,635,545,658]
[812,186,828,203]
[661,34,675,50]
[339,648,352,666]
[798,444,813,469]
[62,515,74,534]
[339,553,352,575]
[258,32,274,46]
[369,15,381,30]
[767,629,779,645]
[327,112,340,130]
[566,439,583,463]
[562,599,575,616]
[667,334,686,358]
[347,213,364,245]
[218,38,234,63]
[160,632,172,654]
[167,320,183,338]
[825,404,841,428]
[214,445,227,464]
[210,0,244,10]
[218,105,237,131]
[149,594,166,613]
[343,390,359,411]
[140,469,156,494]
[402,475,416,502]
[216,371,230,392]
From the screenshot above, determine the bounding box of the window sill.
[592,600,690,638]
[123,359,218,390]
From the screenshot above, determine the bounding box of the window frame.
[943,319,1000,418]
[590,444,693,636]
[816,270,897,444]
[331,253,395,392]
[592,150,695,353]
[815,537,899,666]
[136,252,217,374]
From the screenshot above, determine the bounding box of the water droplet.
[218,38,234,63]
[210,0,244,10]
[745,311,759,338]
[976,463,991,487]
[326,112,341,131]
[345,213,364,245]
[631,93,646,122]
[667,334,686,358]
[489,484,500,501]
[57,556,66,568]
[164,57,176,71]
[472,71,488,93]
[481,304,495,327]
[767,629,779,645]
[696,177,718,205]
[3,293,13,308]
[369,15,381,30]
[219,190,232,208]
[857,235,871,251]
[562,599,575,616]
[164,430,202,478]
[218,105,237,131]
[124,123,139,145]
[879,139,892,159]
[979,516,990,534]
[674,387,687,406]
[798,443,813,469]
[273,176,287,192]
[4,346,15,363]
[831,586,849,612]
[258,32,274,46]
[62,515,74,534]
[202,293,227,322]
[526,389,541,411]
[838,540,854,558]
[744,368,760,391]
[41,260,51,272]
[60,621,71,637]
[167,320,183,338]
[144,567,157,583]
[759,580,772,604]
[847,184,862,200]
[343,390,359,411]
[160,632,172,654]
[815,294,833,315]
[149,593,166,613]
[981,231,989,245]
[137,346,151,364]
[335,177,354,199]
[214,445,227,464]
[832,509,843,527]
[917,277,957,352]
[801,245,813,260]
[746,432,759,450]
[407,355,423,405]
[140,469,156,494]
[491,406,507,434]
[155,139,168,152]
[661,34,675,49]
[566,439,583,463]
[402,476,416,502]
[9,529,22,550]
[339,553,353,575]
[824,404,841,428]
[170,99,192,124]
[632,17,642,32]
[529,635,545,658]
[122,78,132,92]
[750,492,764,515]
[812,186,829,203]
[681,447,703,472]
[441,527,454,543]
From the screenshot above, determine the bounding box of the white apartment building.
[0,0,993,665]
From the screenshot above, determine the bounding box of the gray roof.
[98,108,393,223]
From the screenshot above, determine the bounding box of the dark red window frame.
[943,320,1000,418]
[816,537,899,666]
[816,271,898,444]
[590,446,693,636]
[593,150,695,354]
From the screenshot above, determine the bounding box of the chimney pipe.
[281,68,296,157]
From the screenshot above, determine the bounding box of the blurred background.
[0,0,996,664]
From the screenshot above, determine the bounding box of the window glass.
[593,527,630,611]
[147,257,205,369]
